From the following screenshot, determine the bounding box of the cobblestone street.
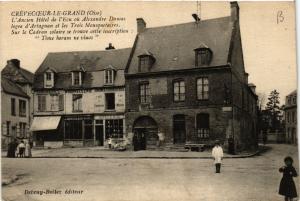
[2,144,299,201]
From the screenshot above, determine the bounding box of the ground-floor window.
[64,120,83,139]
[196,113,210,139]
[105,119,123,139]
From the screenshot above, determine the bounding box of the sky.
[0,1,297,105]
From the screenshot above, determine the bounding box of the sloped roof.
[287,90,297,97]
[127,16,233,74]
[36,48,131,74]
[1,64,34,84]
[1,77,29,98]
[34,48,131,89]
[19,68,34,83]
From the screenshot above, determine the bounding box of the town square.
[0,1,298,201]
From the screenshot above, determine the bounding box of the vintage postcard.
[0,1,298,201]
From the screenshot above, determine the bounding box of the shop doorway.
[95,125,104,146]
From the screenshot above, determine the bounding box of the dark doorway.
[133,116,158,150]
[95,125,104,146]
[173,114,186,144]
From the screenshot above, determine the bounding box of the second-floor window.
[72,72,82,86]
[105,93,115,110]
[72,94,82,112]
[38,95,46,112]
[50,95,58,111]
[173,80,185,102]
[197,78,209,100]
[11,98,16,116]
[19,100,26,117]
[59,95,64,111]
[105,69,114,84]
[139,83,150,103]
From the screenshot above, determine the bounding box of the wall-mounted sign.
[222,107,232,112]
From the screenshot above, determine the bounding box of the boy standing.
[212,140,224,173]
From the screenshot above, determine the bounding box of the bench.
[185,144,206,152]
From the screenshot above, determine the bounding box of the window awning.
[30,116,61,132]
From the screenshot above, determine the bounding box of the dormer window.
[104,65,116,85]
[44,69,55,88]
[72,71,82,86]
[194,45,213,66]
[105,69,113,84]
[138,51,156,72]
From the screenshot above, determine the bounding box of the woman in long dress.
[25,141,32,158]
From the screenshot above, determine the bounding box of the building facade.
[1,59,34,148]
[1,77,30,147]
[284,90,297,144]
[31,46,130,148]
[125,2,258,151]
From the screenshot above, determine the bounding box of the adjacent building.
[31,46,131,148]
[1,59,34,147]
[125,2,258,150]
[284,90,297,144]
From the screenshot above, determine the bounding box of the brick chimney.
[230,1,239,22]
[7,59,20,68]
[137,18,146,33]
[105,43,115,50]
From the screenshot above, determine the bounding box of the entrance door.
[95,125,104,146]
[133,116,158,150]
[173,115,186,144]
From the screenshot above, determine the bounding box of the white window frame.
[72,72,82,86]
[104,69,114,85]
[44,71,54,88]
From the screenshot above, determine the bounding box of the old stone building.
[125,2,258,151]
[284,90,297,144]
[1,59,34,147]
[31,45,130,148]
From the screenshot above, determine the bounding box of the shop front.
[63,114,125,147]
[30,116,63,148]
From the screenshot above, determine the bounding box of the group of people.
[7,139,32,158]
[211,140,298,201]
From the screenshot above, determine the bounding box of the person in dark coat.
[7,139,18,158]
[228,136,235,155]
[279,156,298,201]
[133,132,139,151]
[140,132,146,150]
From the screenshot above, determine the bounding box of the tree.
[265,90,281,130]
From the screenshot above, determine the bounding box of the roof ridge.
[47,47,132,54]
[144,16,231,31]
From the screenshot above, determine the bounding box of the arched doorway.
[133,116,158,150]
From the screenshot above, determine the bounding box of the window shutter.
[59,95,64,111]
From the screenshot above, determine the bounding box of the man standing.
[7,138,18,158]
[212,140,224,173]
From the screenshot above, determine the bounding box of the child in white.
[212,141,224,173]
